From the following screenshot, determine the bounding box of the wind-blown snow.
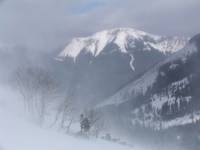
[0,109,134,150]
[0,87,140,150]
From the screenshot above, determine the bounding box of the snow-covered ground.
[0,86,138,150]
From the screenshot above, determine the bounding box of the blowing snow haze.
[0,0,200,150]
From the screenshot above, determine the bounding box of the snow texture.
[0,87,138,150]
[131,75,197,130]
[131,109,200,130]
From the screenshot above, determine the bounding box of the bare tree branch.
[14,65,59,124]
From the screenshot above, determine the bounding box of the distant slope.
[99,42,197,108]
[99,33,200,130]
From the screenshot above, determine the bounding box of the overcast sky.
[0,0,200,51]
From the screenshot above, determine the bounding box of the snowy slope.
[131,108,200,130]
[0,87,140,150]
[58,28,187,61]
[0,110,134,150]
[99,43,197,107]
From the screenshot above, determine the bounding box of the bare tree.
[92,118,105,138]
[52,85,77,133]
[14,66,58,124]
[57,98,76,133]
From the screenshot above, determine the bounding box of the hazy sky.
[0,0,200,51]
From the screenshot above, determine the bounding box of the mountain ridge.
[58,28,188,61]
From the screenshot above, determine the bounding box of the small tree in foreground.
[54,97,76,133]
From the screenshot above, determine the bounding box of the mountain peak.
[58,28,188,61]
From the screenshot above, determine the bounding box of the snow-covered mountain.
[97,33,200,149]
[56,28,188,109]
[99,41,197,107]
[1,29,198,149]
[96,34,200,150]
[58,28,187,66]
[59,28,187,58]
